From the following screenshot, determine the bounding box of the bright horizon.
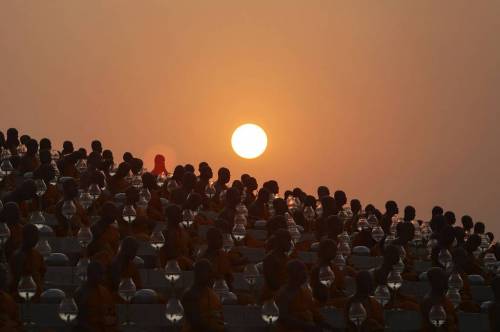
[1,1,499,234]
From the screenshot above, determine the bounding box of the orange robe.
[261,251,288,302]
[159,227,194,270]
[147,190,164,221]
[89,225,121,269]
[276,286,325,332]
[8,248,46,302]
[75,284,118,332]
[182,287,224,332]
[420,296,458,332]
[54,199,90,237]
[4,223,22,261]
[310,263,349,308]
[345,297,385,332]
[108,176,129,195]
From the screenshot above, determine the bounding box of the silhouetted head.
[130,158,143,175]
[102,150,113,161]
[432,206,444,217]
[430,215,446,234]
[6,128,19,149]
[172,165,185,182]
[272,198,288,216]
[199,165,213,181]
[287,260,308,288]
[334,191,347,208]
[225,187,241,208]
[385,201,398,215]
[267,215,287,236]
[116,162,131,178]
[350,199,362,215]
[256,188,270,203]
[39,149,52,164]
[206,227,223,250]
[355,271,374,297]
[240,173,251,186]
[141,172,157,190]
[26,139,38,155]
[87,261,104,286]
[166,204,182,227]
[231,180,244,193]
[91,140,102,153]
[404,206,416,222]
[198,162,208,173]
[123,152,133,163]
[427,267,448,296]
[444,211,456,226]
[318,239,337,261]
[453,227,466,246]
[62,141,74,155]
[217,167,230,184]
[0,131,5,149]
[263,180,279,195]
[100,202,118,225]
[461,215,473,231]
[62,178,78,200]
[77,148,87,159]
[0,202,20,226]
[20,135,31,145]
[39,138,52,151]
[193,259,214,287]
[317,186,330,199]
[246,177,258,192]
[182,172,197,192]
[153,154,166,169]
[474,222,485,234]
[119,237,139,261]
[304,195,316,208]
[22,224,39,250]
[383,244,401,267]
[183,164,194,174]
[396,221,415,244]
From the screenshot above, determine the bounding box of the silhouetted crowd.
[0,127,499,331]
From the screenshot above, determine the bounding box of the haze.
[1,1,499,233]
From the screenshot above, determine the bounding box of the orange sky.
[1,1,499,234]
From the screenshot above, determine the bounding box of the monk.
[8,224,46,301]
[200,228,234,289]
[33,152,60,212]
[2,179,37,219]
[310,239,349,308]
[142,172,164,222]
[151,154,168,176]
[107,237,142,302]
[0,264,20,331]
[420,267,458,332]
[261,229,292,302]
[108,162,131,195]
[119,187,154,240]
[54,178,90,236]
[276,260,332,332]
[181,259,225,332]
[58,151,81,178]
[393,221,418,281]
[248,188,270,222]
[87,202,121,269]
[345,271,385,332]
[74,262,118,332]
[17,139,40,174]
[451,247,481,312]
[159,205,194,270]
[372,244,419,311]
[0,202,23,261]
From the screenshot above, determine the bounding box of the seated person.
[310,239,349,308]
[108,162,131,195]
[119,187,155,240]
[420,267,458,332]
[107,236,143,302]
[87,202,121,268]
[276,260,332,332]
[451,247,480,312]
[159,205,194,270]
[248,188,270,222]
[8,224,46,302]
[75,262,118,332]
[372,244,418,311]
[345,271,384,332]
[181,259,224,332]
[54,178,90,236]
[200,228,234,289]
[261,229,291,302]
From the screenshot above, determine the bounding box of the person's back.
[0,264,20,330]
[181,259,224,332]
[262,229,291,302]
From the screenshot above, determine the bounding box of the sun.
[231,124,268,159]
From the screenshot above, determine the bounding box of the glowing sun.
[231,124,268,159]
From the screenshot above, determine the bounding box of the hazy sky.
[1,1,499,233]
